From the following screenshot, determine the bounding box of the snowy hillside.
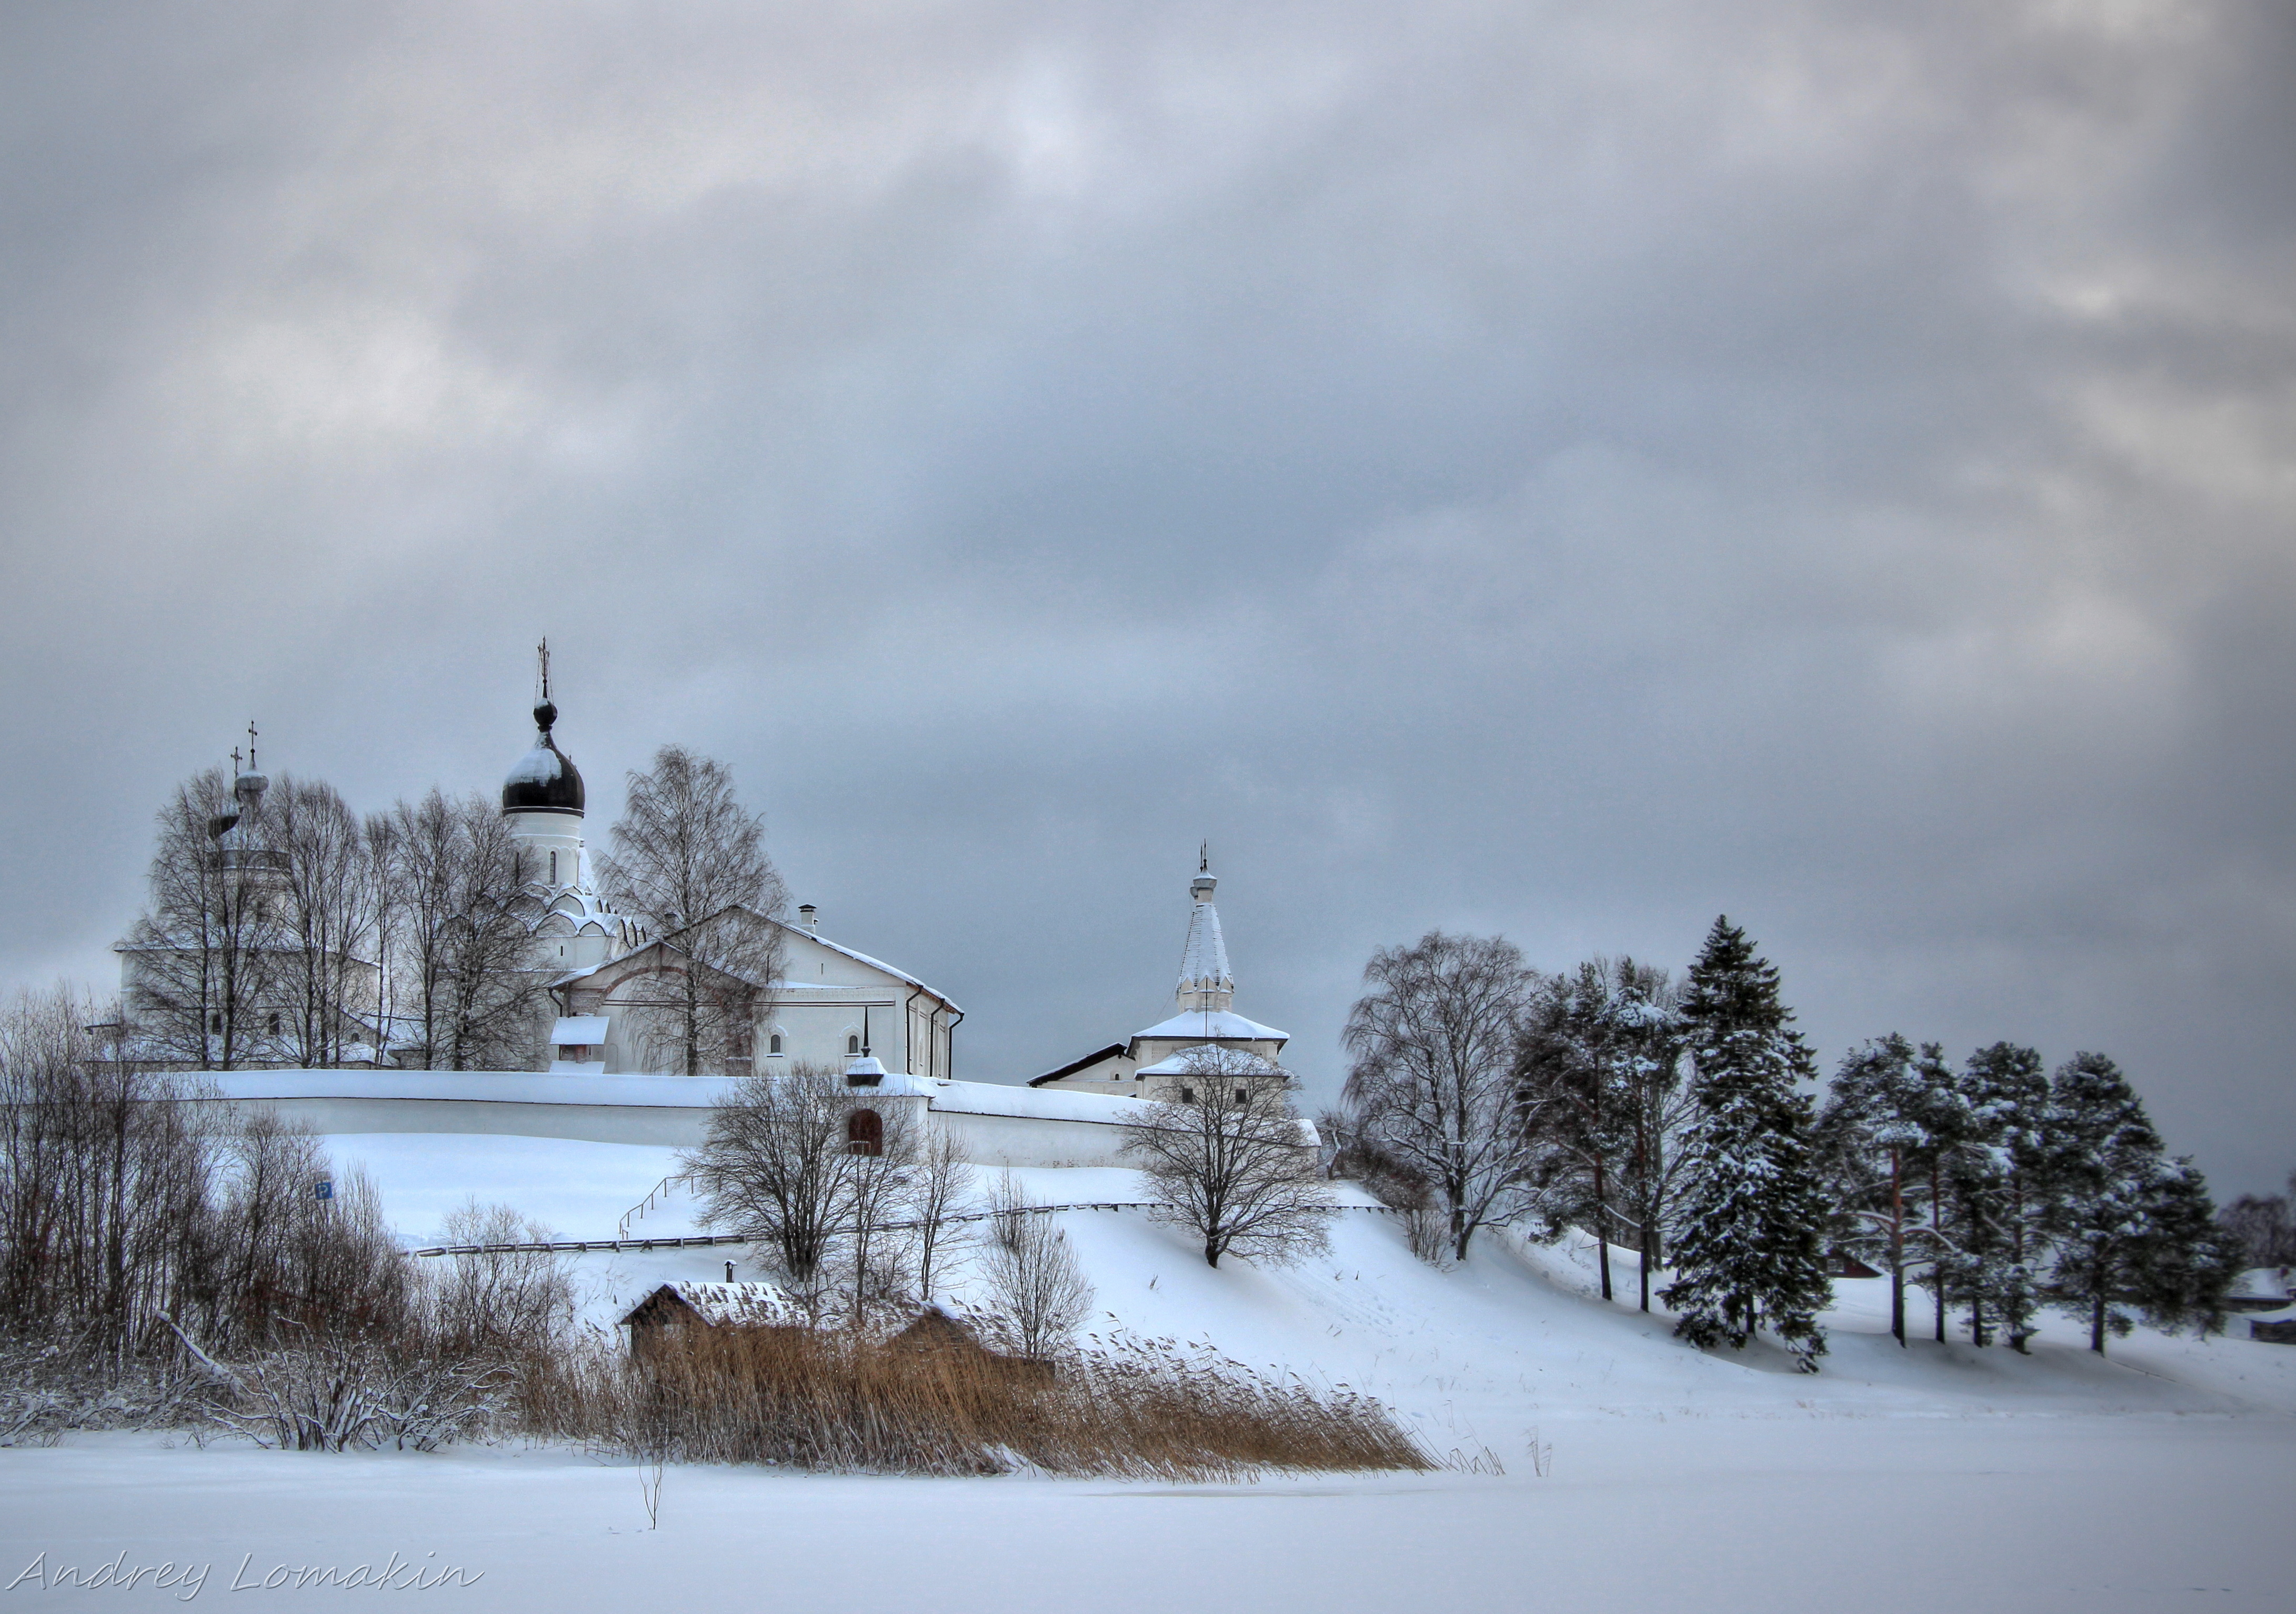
[329,1130,2296,1439]
[6,1128,2293,1613]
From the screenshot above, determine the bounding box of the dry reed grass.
[518,1322,1432,1480]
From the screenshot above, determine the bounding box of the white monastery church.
[174,674,1305,1170]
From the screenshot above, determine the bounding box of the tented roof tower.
[1175,848,1235,1014]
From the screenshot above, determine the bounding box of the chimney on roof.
[798,904,817,934]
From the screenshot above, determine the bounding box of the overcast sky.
[2,2,2290,1193]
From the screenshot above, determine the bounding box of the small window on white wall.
[768,1031,785,1056]
[847,1034,861,1056]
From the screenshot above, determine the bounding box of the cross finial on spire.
[537,637,552,702]
[246,721,258,771]
[231,746,242,774]
[1200,840,1209,874]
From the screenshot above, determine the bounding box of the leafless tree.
[378,791,541,1070]
[617,908,781,1078]
[601,747,789,1076]
[1341,931,1550,1261]
[432,1201,574,1359]
[907,1130,975,1304]
[978,1175,1094,1361]
[123,768,285,1069]
[0,989,219,1356]
[839,1105,917,1325]
[1125,1049,1336,1268]
[270,775,383,1068]
[683,1062,884,1286]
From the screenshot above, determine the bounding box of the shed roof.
[621,1281,807,1329]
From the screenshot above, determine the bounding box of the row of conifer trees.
[1334,916,2244,1372]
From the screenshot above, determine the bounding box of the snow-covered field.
[5,1132,2292,1611]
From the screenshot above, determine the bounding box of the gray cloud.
[3,1,2291,1190]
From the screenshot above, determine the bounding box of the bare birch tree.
[378,791,540,1070]
[1341,931,1550,1261]
[1124,1048,1336,1268]
[601,747,789,1076]
[270,775,382,1067]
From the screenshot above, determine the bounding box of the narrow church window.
[847,1110,883,1156]
[1179,1086,1194,1103]
[1235,1088,1248,1106]
[550,850,558,883]
[848,1034,861,1055]
[209,1012,222,1035]
[266,1012,280,1035]
[768,1032,784,1056]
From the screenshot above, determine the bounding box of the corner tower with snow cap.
[1027,850,1291,1099]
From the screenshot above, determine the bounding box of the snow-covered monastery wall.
[171,1070,1159,1167]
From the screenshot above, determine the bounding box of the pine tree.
[1660,917,1832,1370]
[2040,1052,2241,1354]
[1816,1034,1939,1346]
[1902,1042,1966,1343]
[1941,1042,2050,1350]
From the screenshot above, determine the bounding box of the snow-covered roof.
[927,1079,1158,1127]
[625,1282,806,1330]
[504,745,565,786]
[1027,1044,1131,1087]
[1177,884,1233,998]
[552,1016,610,1045]
[192,1069,745,1109]
[1136,1049,1286,1077]
[772,917,962,1012]
[1133,1009,1289,1043]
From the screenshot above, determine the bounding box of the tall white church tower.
[503,644,643,974]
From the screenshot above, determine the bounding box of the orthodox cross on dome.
[245,721,258,773]
[534,638,558,735]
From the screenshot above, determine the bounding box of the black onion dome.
[502,705,585,816]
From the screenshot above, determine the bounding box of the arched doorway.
[847,1109,883,1156]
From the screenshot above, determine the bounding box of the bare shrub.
[977,1178,1094,1361]
[213,1336,507,1453]
[433,1201,574,1359]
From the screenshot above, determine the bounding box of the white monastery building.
[166,667,1306,1170]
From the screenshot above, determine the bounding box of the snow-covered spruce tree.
[2039,1052,2241,1354]
[1659,917,1832,1370]
[1938,1042,2051,1350]
[1816,1034,1941,1346]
